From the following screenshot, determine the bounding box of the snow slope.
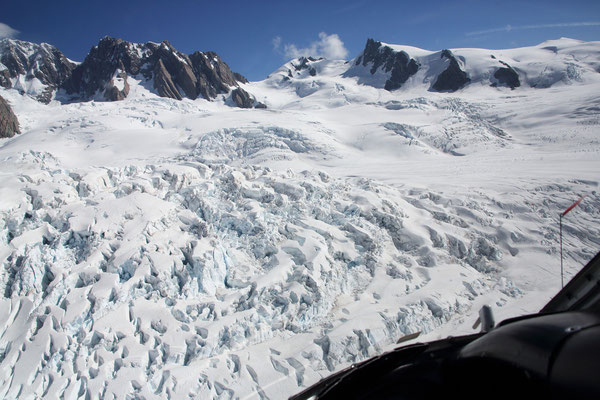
[0,38,599,399]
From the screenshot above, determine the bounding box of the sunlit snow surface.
[1,39,600,399]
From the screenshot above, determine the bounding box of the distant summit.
[351,38,420,91]
[266,38,600,98]
[344,39,508,92]
[340,38,598,92]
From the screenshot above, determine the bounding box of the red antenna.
[559,196,585,288]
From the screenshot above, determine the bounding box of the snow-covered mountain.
[264,37,600,97]
[0,37,599,399]
[0,37,260,108]
[0,39,76,103]
[62,37,260,107]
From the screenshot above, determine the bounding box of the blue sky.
[2,0,599,81]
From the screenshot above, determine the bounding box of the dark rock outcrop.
[0,39,76,103]
[493,61,520,89]
[282,57,322,80]
[231,88,253,108]
[0,95,20,138]
[432,50,470,92]
[62,36,250,106]
[230,88,266,109]
[353,39,420,91]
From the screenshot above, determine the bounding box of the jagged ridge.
[62,37,258,107]
[0,37,259,108]
[341,38,599,92]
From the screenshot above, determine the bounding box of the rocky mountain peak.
[349,38,420,91]
[62,36,149,98]
[432,49,471,92]
[0,39,76,103]
[59,36,258,107]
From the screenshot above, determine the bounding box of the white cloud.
[0,22,19,39]
[467,21,600,36]
[272,36,282,50]
[281,32,349,60]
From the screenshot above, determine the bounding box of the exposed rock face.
[354,39,420,91]
[188,50,240,100]
[231,88,253,108]
[0,69,11,89]
[62,36,250,106]
[0,95,20,138]
[153,42,198,99]
[432,50,470,92]
[493,61,520,89]
[153,58,182,100]
[230,88,266,109]
[0,39,76,103]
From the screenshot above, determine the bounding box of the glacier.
[0,37,599,399]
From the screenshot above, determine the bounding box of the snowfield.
[0,38,599,399]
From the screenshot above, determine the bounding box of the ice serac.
[0,37,599,400]
[0,39,76,103]
[352,38,420,90]
[62,36,253,106]
[0,95,20,137]
[432,49,470,92]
